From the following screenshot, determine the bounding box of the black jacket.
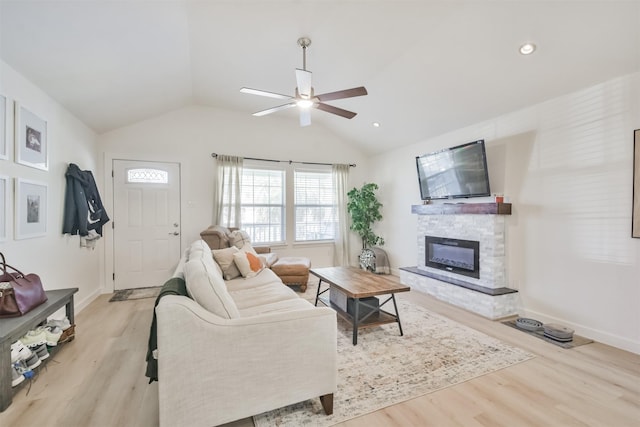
[62,163,110,236]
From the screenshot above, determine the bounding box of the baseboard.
[522,308,640,355]
[75,288,102,314]
[394,267,639,355]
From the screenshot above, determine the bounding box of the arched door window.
[126,168,169,184]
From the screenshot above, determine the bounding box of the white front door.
[113,160,181,290]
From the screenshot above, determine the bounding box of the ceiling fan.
[240,37,368,127]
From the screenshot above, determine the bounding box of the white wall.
[0,61,102,312]
[98,105,369,291]
[368,72,640,354]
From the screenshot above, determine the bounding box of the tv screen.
[416,140,491,200]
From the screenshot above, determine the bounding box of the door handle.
[169,232,179,236]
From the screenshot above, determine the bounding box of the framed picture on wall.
[0,95,7,160]
[0,175,8,241]
[633,129,640,238]
[15,178,47,240]
[15,102,48,171]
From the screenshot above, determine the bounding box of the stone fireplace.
[400,202,518,319]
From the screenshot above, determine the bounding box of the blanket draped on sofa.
[145,276,189,383]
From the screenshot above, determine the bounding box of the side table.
[0,288,78,412]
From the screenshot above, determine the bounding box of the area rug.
[502,319,593,349]
[253,291,534,427]
[108,286,161,302]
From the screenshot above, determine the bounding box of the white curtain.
[213,155,243,228]
[332,164,351,266]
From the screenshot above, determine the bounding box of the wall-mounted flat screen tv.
[416,139,491,200]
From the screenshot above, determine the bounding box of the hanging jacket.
[62,163,110,237]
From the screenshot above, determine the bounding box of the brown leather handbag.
[0,252,48,318]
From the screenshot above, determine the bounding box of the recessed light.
[372,122,380,128]
[519,43,536,55]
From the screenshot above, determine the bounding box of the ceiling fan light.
[297,99,314,109]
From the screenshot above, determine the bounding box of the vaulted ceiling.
[1,1,639,154]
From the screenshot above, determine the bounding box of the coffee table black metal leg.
[352,298,360,345]
[315,279,323,306]
[392,294,404,336]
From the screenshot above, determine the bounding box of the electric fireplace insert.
[425,236,480,279]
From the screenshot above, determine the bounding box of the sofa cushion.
[238,297,313,317]
[187,239,210,258]
[183,256,240,319]
[225,268,282,291]
[229,282,300,310]
[186,240,224,277]
[212,246,242,280]
[233,250,264,278]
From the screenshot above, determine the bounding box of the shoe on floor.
[46,317,71,331]
[13,360,34,382]
[23,352,41,369]
[10,340,32,363]
[11,363,25,387]
[20,329,47,347]
[38,325,63,346]
[29,343,50,360]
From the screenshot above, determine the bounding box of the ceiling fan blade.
[253,102,296,117]
[316,86,368,102]
[295,69,312,98]
[314,102,357,119]
[240,87,292,100]
[299,108,311,127]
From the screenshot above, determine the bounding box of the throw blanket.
[145,276,189,383]
[371,247,391,274]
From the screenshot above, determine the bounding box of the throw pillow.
[229,230,252,250]
[183,258,240,319]
[240,243,258,255]
[212,246,242,280]
[233,251,265,278]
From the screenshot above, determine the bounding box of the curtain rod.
[211,153,355,167]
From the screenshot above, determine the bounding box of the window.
[294,169,336,241]
[240,168,284,244]
[225,162,340,245]
[126,168,168,184]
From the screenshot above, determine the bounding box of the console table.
[0,288,78,412]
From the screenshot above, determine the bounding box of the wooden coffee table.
[311,267,410,345]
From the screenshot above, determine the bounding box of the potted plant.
[347,182,385,260]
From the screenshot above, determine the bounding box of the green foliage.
[347,183,385,249]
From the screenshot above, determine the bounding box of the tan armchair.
[199,226,311,291]
[200,225,271,254]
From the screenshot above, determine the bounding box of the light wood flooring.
[1,279,639,427]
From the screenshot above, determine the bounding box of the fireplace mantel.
[412,202,511,216]
[402,201,518,319]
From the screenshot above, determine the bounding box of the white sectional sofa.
[155,240,337,427]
